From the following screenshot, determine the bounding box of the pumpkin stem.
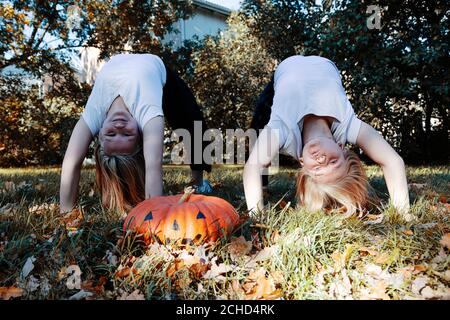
[178,186,195,204]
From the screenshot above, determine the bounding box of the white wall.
[78,7,229,83]
[163,7,229,48]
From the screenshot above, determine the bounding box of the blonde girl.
[244,55,410,217]
[60,54,212,214]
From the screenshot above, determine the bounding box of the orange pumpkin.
[123,187,240,245]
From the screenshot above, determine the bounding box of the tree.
[188,13,276,130]
[0,0,195,166]
[240,0,449,163]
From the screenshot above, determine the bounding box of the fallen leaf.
[409,183,427,191]
[203,257,233,280]
[4,181,16,192]
[411,276,428,295]
[359,246,379,256]
[439,233,450,250]
[190,262,210,278]
[386,272,405,290]
[118,289,145,300]
[0,286,23,300]
[431,248,447,264]
[374,252,390,265]
[69,289,93,300]
[20,256,36,279]
[270,271,285,284]
[26,275,40,292]
[114,267,131,279]
[402,229,414,236]
[243,268,281,300]
[166,259,185,278]
[375,248,400,266]
[270,230,280,243]
[255,246,277,261]
[413,265,427,274]
[363,214,384,225]
[364,280,390,300]
[421,286,436,299]
[61,208,84,230]
[28,203,58,214]
[331,244,354,272]
[0,203,16,216]
[364,264,383,278]
[228,236,252,261]
[178,250,201,267]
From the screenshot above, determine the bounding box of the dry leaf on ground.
[359,246,379,256]
[61,208,84,230]
[411,276,429,295]
[68,289,94,300]
[0,286,23,300]
[118,289,145,300]
[20,256,36,279]
[243,268,281,300]
[228,236,252,261]
[361,280,390,300]
[203,257,234,280]
[331,244,354,272]
[439,233,450,250]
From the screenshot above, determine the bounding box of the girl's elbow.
[394,154,405,168]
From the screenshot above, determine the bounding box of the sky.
[207,0,242,11]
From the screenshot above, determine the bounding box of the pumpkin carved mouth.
[123,187,240,246]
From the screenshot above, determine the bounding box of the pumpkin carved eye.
[144,212,153,221]
[196,212,206,219]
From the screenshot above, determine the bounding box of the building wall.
[78,4,230,85]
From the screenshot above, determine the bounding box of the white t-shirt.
[81,53,167,136]
[266,55,362,160]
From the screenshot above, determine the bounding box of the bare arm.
[60,118,93,213]
[243,127,280,215]
[142,116,164,198]
[356,121,410,213]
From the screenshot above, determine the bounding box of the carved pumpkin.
[123,187,240,245]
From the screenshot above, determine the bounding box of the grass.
[0,165,449,300]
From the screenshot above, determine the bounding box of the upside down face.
[99,96,140,156]
[300,137,347,183]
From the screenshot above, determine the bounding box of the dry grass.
[0,165,449,300]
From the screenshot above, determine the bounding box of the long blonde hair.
[94,143,145,213]
[296,150,370,216]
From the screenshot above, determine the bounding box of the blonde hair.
[296,150,369,216]
[94,143,145,213]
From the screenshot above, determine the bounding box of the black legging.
[161,65,212,173]
[250,76,275,187]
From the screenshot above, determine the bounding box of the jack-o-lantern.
[123,187,240,245]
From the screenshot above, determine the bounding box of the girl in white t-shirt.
[244,55,411,219]
[60,54,212,214]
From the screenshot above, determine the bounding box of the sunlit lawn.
[0,165,449,300]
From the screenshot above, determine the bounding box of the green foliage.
[1,0,194,166]
[240,0,449,163]
[187,13,276,130]
[0,76,84,166]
